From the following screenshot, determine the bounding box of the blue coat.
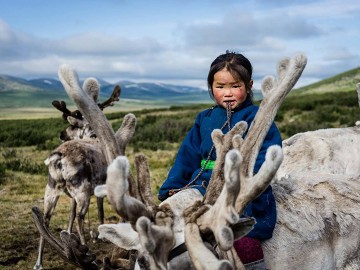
[158,98,282,240]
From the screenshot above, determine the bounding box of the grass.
[0,144,173,269]
[295,66,360,95]
[0,99,172,121]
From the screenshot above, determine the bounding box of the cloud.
[0,19,26,59]
[0,0,359,91]
[52,33,163,56]
[0,18,51,60]
[0,19,14,43]
[181,10,322,52]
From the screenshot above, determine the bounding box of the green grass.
[295,66,360,95]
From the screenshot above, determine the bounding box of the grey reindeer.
[33,57,360,269]
[33,78,137,270]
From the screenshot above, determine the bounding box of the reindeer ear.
[98,223,141,251]
[44,152,62,166]
[94,184,107,197]
[44,158,50,166]
[232,217,256,240]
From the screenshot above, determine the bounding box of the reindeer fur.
[263,122,360,269]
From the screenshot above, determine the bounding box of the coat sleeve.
[158,113,203,201]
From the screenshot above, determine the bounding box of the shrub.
[0,162,6,182]
[2,148,17,159]
[4,158,47,175]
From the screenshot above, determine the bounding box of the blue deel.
[158,97,282,240]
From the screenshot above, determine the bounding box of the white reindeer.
[263,83,360,270]
[32,53,309,269]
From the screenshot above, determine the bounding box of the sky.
[0,0,359,90]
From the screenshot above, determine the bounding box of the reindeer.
[262,82,360,270]
[32,54,309,269]
[33,80,137,270]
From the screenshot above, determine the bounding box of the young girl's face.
[212,68,252,109]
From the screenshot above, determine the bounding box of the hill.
[292,66,360,95]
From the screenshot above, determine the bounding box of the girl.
[158,51,281,269]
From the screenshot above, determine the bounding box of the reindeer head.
[52,81,121,142]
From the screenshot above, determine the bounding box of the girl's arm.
[158,114,203,201]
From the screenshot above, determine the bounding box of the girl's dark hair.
[207,50,253,100]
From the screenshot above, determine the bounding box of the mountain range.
[0,74,215,109]
[1,65,359,110]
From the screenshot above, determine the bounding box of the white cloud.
[0,0,359,91]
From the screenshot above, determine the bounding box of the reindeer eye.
[55,161,62,170]
[71,178,79,185]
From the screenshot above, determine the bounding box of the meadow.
[0,89,359,269]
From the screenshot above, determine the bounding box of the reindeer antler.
[32,206,100,270]
[98,85,121,110]
[53,80,119,128]
[52,100,83,121]
[240,54,307,179]
[204,121,248,205]
[234,54,307,213]
[58,65,120,163]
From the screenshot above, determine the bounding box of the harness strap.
[168,243,187,262]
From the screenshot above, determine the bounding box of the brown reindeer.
[33,79,136,270]
[32,54,307,269]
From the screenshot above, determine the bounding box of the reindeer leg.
[33,184,61,270]
[75,191,91,245]
[97,197,104,224]
[68,197,76,233]
[90,197,104,243]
